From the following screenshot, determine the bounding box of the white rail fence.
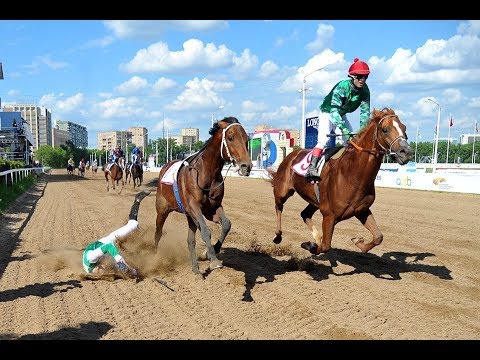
[0,167,44,186]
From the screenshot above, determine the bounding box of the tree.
[35,145,67,168]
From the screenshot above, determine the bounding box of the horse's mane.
[187,117,240,162]
[355,107,396,137]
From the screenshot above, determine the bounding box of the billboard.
[305,116,318,149]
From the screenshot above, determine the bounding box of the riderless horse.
[268,108,412,255]
[155,117,253,277]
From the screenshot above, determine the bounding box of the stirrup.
[306,168,319,178]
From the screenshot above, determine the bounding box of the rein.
[349,114,405,156]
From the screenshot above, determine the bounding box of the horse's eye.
[382,127,388,133]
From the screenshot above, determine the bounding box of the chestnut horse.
[104,162,124,194]
[268,108,412,255]
[155,117,253,277]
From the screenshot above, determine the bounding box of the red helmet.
[348,58,370,75]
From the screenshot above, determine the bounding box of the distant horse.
[126,162,143,189]
[268,108,412,255]
[104,162,124,193]
[78,162,86,177]
[67,164,74,175]
[155,117,253,277]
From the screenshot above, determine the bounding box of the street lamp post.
[426,98,441,172]
[211,105,225,127]
[300,67,324,149]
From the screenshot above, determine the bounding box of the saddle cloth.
[292,150,325,176]
[160,161,184,185]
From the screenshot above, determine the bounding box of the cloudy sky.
[0,20,478,148]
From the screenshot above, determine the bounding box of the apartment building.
[56,120,88,148]
[128,126,148,150]
[3,104,52,150]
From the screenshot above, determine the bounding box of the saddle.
[292,146,345,178]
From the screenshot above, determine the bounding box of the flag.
[0,62,3,80]
[449,116,453,127]
[417,128,421,139]
[434,124,437,136]
[476,121,479,133]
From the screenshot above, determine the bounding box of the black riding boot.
[128,191,151,220]
[306,155,321,179]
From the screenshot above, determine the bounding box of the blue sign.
[305,116,318,149]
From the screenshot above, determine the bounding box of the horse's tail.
[265,168,277,187]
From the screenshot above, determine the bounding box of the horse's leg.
[272,187,295,244]
[154,195,170,250]
[199,206,231,260]
[301,211,334,255]
[118,177,124,194]
[105,173,109,191]
[190,207,222,271]
[213,207,231,254]
[186,216,203,277]
[352,210,383,253]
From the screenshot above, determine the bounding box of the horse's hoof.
[209,259,223,270]
[301,241,318,255]
[273,235,282,244]
[301,241,312,250]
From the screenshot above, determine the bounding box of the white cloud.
[39,93,84,114]
[274,29,300,49]
[232,49,259,77]
[104,20,228,40]
[115,76,148,95]
[258,60,279,79]
[458,20,480,36]
[305,23,335,53]
[166,77,233,111]
[442,88,462,104]
[467,97,480,108]
[376,92,395,105]
[37,55,69,70]
[152,77,177,93]
[120,39,235,74]
[93,96,143,119]
[79,36,115,50]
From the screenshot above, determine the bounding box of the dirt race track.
[0,168,479,341]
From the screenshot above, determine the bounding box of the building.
[55,120,88,148]
[52,126,70,148]
[128,126,148,150]
[171,128,200,147]
[97,131,131,152]
[3,104,52,151]
[460,133,480,145]
[0,111,35,164]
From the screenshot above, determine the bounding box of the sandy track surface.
[0,168,479,340]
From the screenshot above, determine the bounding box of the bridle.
[349,114,406,156]
[220,122,244,165]
[189,122,245,192]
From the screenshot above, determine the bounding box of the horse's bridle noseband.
[220,122,243,165]
[375,114,407,155]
